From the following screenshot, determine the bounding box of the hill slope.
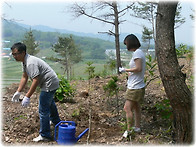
[2,20,117,59]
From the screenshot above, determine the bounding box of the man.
[11,42,61,142]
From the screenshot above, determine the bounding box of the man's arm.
[25,76,39,98]
[17,72,28,92]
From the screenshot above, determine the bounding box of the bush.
[55,74,75,102]
[154,98,172,120]
[176,44,191,58]
[103,76,119,98]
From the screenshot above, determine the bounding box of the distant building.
[3,40,10,43]
[2,40,11,58]
[105,48,155,61]
[105,49,130,61]
[3,48,11,50]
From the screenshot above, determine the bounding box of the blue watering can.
[54,121,89,145]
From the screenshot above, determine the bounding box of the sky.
[1,0,195,45]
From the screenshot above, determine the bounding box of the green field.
[1,57,111,88]
[2,58,22,88]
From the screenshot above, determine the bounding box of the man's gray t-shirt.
[23,54,59,92]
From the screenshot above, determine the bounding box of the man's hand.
[21,96,30,107]
[12,91,21,102]
[119,67,126,73]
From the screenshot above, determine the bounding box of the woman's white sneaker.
[122,130,129,138]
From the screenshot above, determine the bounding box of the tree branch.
[98,30,115,36]
[83,12,114,25]
[71,2,114,25]
[118,4,134,14]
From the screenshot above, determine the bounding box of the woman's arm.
[125,58,142,73]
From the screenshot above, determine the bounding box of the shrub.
[176,44,191,58]
[55,74,75,102]
[103,76,119,98]
[154,98,172,120]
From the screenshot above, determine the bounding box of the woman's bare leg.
[124,100,135,131]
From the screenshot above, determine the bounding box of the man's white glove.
[21,96,30,107]
[119,67,126,73]
[12,91,21,102]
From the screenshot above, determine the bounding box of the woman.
[119,34,146,138]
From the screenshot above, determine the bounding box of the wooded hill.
[2,20,127,60]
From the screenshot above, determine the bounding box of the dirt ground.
[2,58,192,146]
[1,78,172,145]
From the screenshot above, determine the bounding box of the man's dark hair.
[124,34,141,50]
[11,42,26,53]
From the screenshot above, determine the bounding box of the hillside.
[2,20,118,60]
[2,74,172,145]
[2,55,193,145]
[17,23,142,43]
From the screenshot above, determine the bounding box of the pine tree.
[142,26,153,52]
[23,28,39,55]
[52,35,82,80]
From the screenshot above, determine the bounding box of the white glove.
[21,96,30,107]
[119,67,126,73]
[12,91,21,102]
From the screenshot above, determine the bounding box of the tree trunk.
[113,2,121,74]
[156,2,193,144]
[65,57,69,80]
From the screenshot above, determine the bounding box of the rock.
[79,90,89,97]
[5,136,9,142]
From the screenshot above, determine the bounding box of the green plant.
[14,115,27,120]
[85,61,95,90]
[99,64,109,78]
[85,61,95,79]
[144,134,151,143]
[119,121,127,133]
[107,59,116,74]
[103,76,120,114]
[176,44,191,58]
[55,74,75,102]
[145,54,158,86]
[72,109,80,118]
[103,76,119,97]
[154,98,172,120]
[187,75,194,93]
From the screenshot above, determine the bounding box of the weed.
[72,109,80,118]
[119,121,127,133]
[14,115,27,120]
